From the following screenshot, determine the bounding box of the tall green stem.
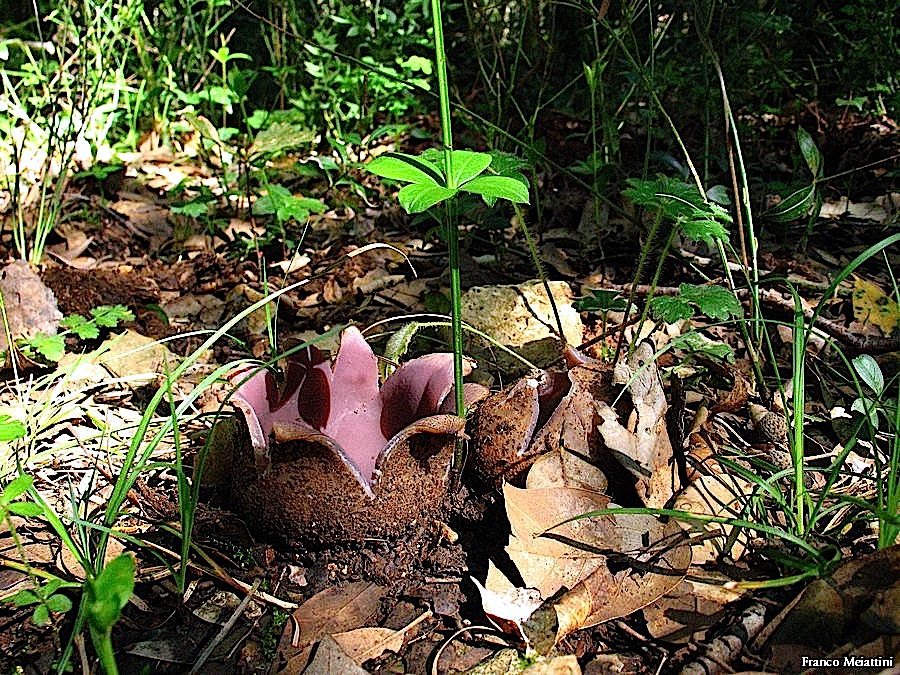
[430,0,465,425]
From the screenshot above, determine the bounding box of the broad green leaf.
[8,589,40,607]
[2,473,32,501]
[0,416,25,442]
[169,199,209,218]
[44,593,72,614]
[459,175,530,204]
[680,284,743,321]
[397,183,456,213]
[852,354,884,395]
[649,295,693,323]
[277,196,325,223]
[851,397,880,429]
[32,604,50,626]
[764,184,818,223]
[797,127,823,178]
[86,553,135,634]
[367,152,444,185]
[448,150,492,187]
[706,184,731,205]
[27,333,65,362]
[8,502,43,517]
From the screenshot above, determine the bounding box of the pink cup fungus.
[226,326,484,544]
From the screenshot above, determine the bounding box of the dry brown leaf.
[276,581,386,671]
[597,341,676,507]
[672,472,752,563]
[501,485,691,653]
[525,450,608,492]
[331,626,405,665]
[303,634,368,675]
[643,571,745,642]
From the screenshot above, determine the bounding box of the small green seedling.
[22,304,134,363]
[85,553,136,675]
[1,475,78,626]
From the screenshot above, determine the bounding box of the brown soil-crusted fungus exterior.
[225,327,476,545]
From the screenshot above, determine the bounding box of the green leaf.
[0,415,25,442]
[86,554,135,635]
[31,604,50,626]
[60,314,99,340]
[797,127,823,179]
[27,333,65,362]
[852,354,884,395]
[170,199,209,218]
[397,183,457,213]
[8,501,43,517]
[44,593,72,614]
[90,305,134,329]
[448,150,492,187]
[575,290,627,313]
[764,184,818,223]
[679,284,743,321]
[8,589,40,608]
[673,332,735,362]
[649,295,694,323]
[459,175,530,204]
[367,152,444,185]
[680,217,729,245]
[2,473,32,501]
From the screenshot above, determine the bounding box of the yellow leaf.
[852,277,899,335]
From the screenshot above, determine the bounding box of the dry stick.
[678,601,767,675]
[189,578,261,674]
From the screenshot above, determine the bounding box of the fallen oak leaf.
[493,485,691,654]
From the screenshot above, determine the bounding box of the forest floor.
[1,106,899,674]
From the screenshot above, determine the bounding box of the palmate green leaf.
[60,314,99,340]
[367,152,444,185]
[459,175,530,204]
[90,305,134,329]
[27,333,65,362]
[649,295,694,323]
[397,183,457,213]
[679,284,743,321]
[448,150,492,187]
